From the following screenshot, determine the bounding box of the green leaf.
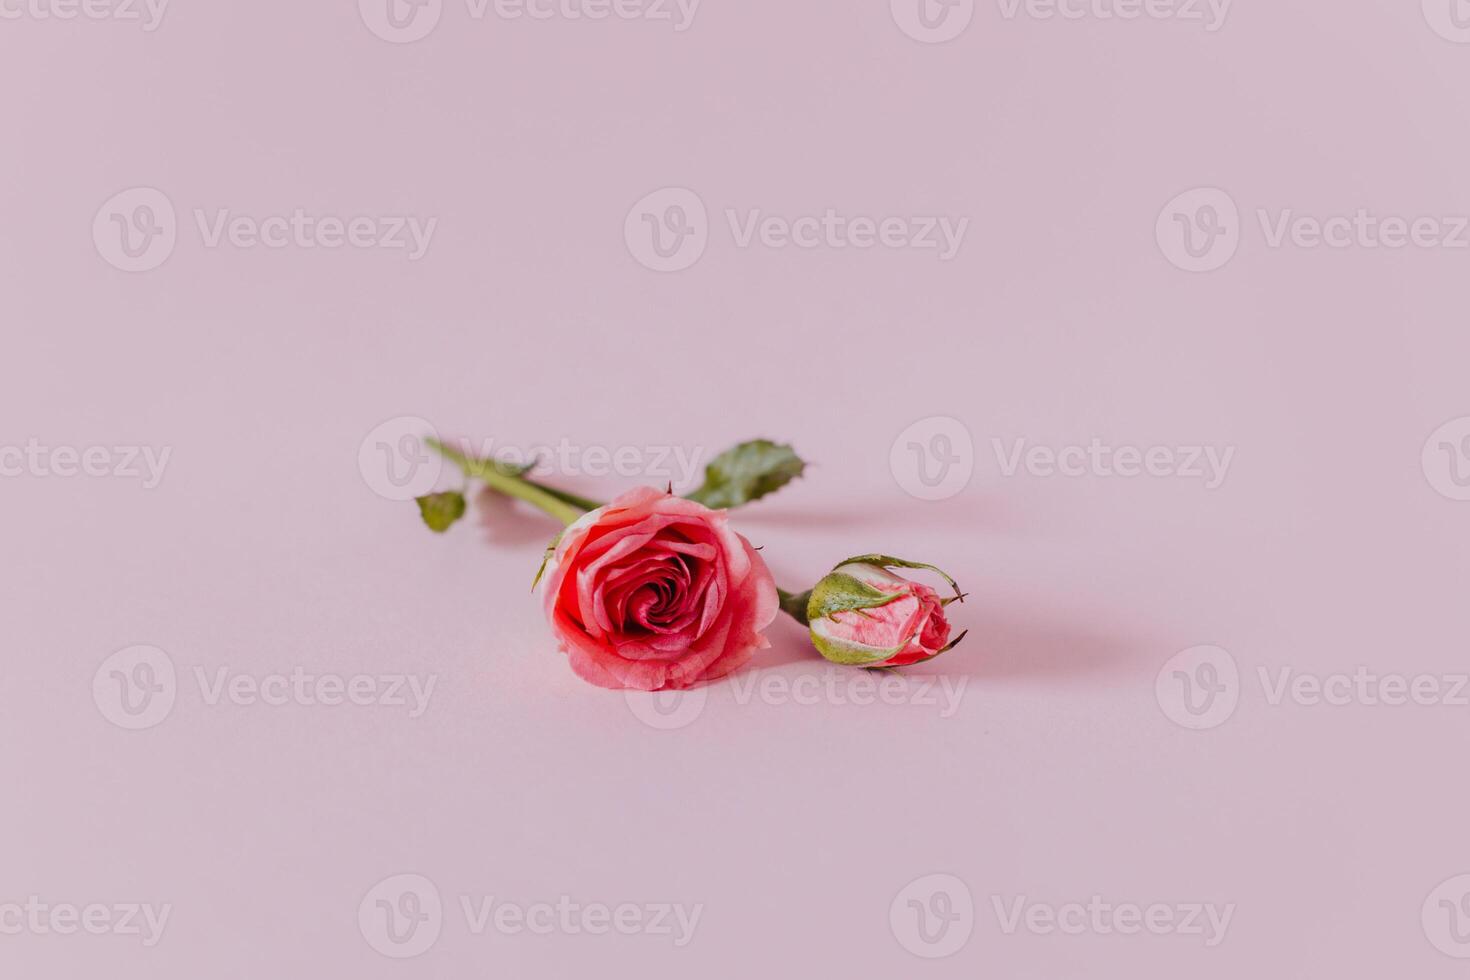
[686,440,806,510]
[416,491,467,533]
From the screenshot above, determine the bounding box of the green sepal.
[832,554,965,602]
[806,572,907,622]
[894,629,971,668]
[530,530,564,592]
[810,630,906,666]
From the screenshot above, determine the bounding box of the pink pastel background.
[5,0,1470,976]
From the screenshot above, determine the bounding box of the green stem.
[777,588,811,625]
[480,467,584,527]
[429,439,584,527]
[523,480,603,513]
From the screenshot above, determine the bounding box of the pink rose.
[805,559,963,668]
[540,486,779,691]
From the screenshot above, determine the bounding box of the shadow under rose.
[473,487,565,548]
[734,492,1018,535]
[922,606,1149,682]
[736,602,1150,684]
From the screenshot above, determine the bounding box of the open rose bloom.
[807,560,961,668]
[540,486,779,691]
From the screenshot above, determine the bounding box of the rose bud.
[538,486,779,691]
[782,556,967,668]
